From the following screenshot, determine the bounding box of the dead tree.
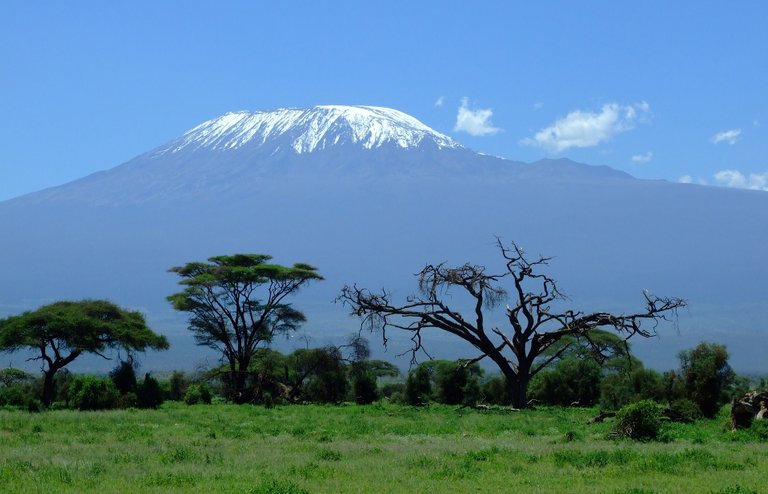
[338,239,685,409]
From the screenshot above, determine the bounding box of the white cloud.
[521,101,650,152]
[533,102,544,111]
[712,129,741,145]
[632,151,653,163]
[434,96,445,108]
[454,98,501,136]
[714,169,768,191]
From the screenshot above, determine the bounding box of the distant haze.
[1,106,766,374]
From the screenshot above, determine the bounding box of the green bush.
[184,382,213,405]
[352,371,378,404]
[530,358,601,406]
[600,367,665,410]
[404,365,431,405]
[0,383,38,408]
[110,361,137,395]
[66,376,119,410]
[670,398,702,422]
[481,375,511,405]
[613,400,662,440]
[678,342,735,418]
[137,373,164,408]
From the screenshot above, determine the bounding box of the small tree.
[404,364,432,405]
[168,254,322,403]
[167,371,188,401]
[351,365,379,404]
[340,240,685,408]
[110,360,138,395]
[678,342,734,418]
[0,300,169,407]
[137,373,164,409]
[66,376,120,411]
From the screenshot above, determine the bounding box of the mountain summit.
[154,105,461,156]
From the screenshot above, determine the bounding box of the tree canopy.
[167,254,322,403]
[0,299,169,406]
[339,239,685,408]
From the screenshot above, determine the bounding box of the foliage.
[168,254,322,402]
[678,342,735,418]
[613,400,663,441]
[529,358,601,406]
[184,382,213,405]
[481,375,511,405]
[0,368,35,387]
[404,365,431,405]
[302,347,348,403]
[599,367,665,410]
[351,366,378,404]
[669,398,703,422]
[166,371,188,401]
[339,239,685,408]
[432,360,483,406]
[137,373,164,408]
[0,300,168,406]
[110,361,138,395]
[66,376,119,411]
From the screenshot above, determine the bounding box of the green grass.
[0,403,766,493]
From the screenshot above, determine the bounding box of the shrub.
[433,361,483,406]
[613,400,662,440]
[530,358,601,406]
[379,382,405,400]
[110,361,137,395]
[600,367,665,410]
[670,398,702,422]
[404,365,431,405]
[167,371,188,401]
[184,382,213,405]
[137,373,164,408]
[352,371,378,404]
[0,382,38,408]
[66,376,119,410]
[481,375,511,405]
[678,342,735,418]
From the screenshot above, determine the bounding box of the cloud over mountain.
[454,98,501,136]
[522,102,650,153]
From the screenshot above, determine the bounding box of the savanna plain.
[1,403,765,494]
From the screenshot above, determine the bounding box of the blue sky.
[1,1,766,201]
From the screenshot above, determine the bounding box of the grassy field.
[1,403,766,493]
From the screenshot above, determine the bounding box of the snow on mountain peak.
[159,105,461,155]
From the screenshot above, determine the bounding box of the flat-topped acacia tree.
[339,240,686,408]
[167,254,323,403]
[0,300,169,407]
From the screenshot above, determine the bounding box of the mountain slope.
[1,105,766,372]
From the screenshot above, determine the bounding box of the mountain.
[1,105,766,372]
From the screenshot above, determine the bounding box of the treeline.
[1,337,759,421]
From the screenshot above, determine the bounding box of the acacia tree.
[339,240,685,408]
[0,300,169,406]
[167,254,322,403]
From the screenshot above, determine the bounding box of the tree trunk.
[509,373,529,409]
[230,356,251,404]
[42,369,57,407]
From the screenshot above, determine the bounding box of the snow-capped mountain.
[155,105,461,155]
[1,105,766,372]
